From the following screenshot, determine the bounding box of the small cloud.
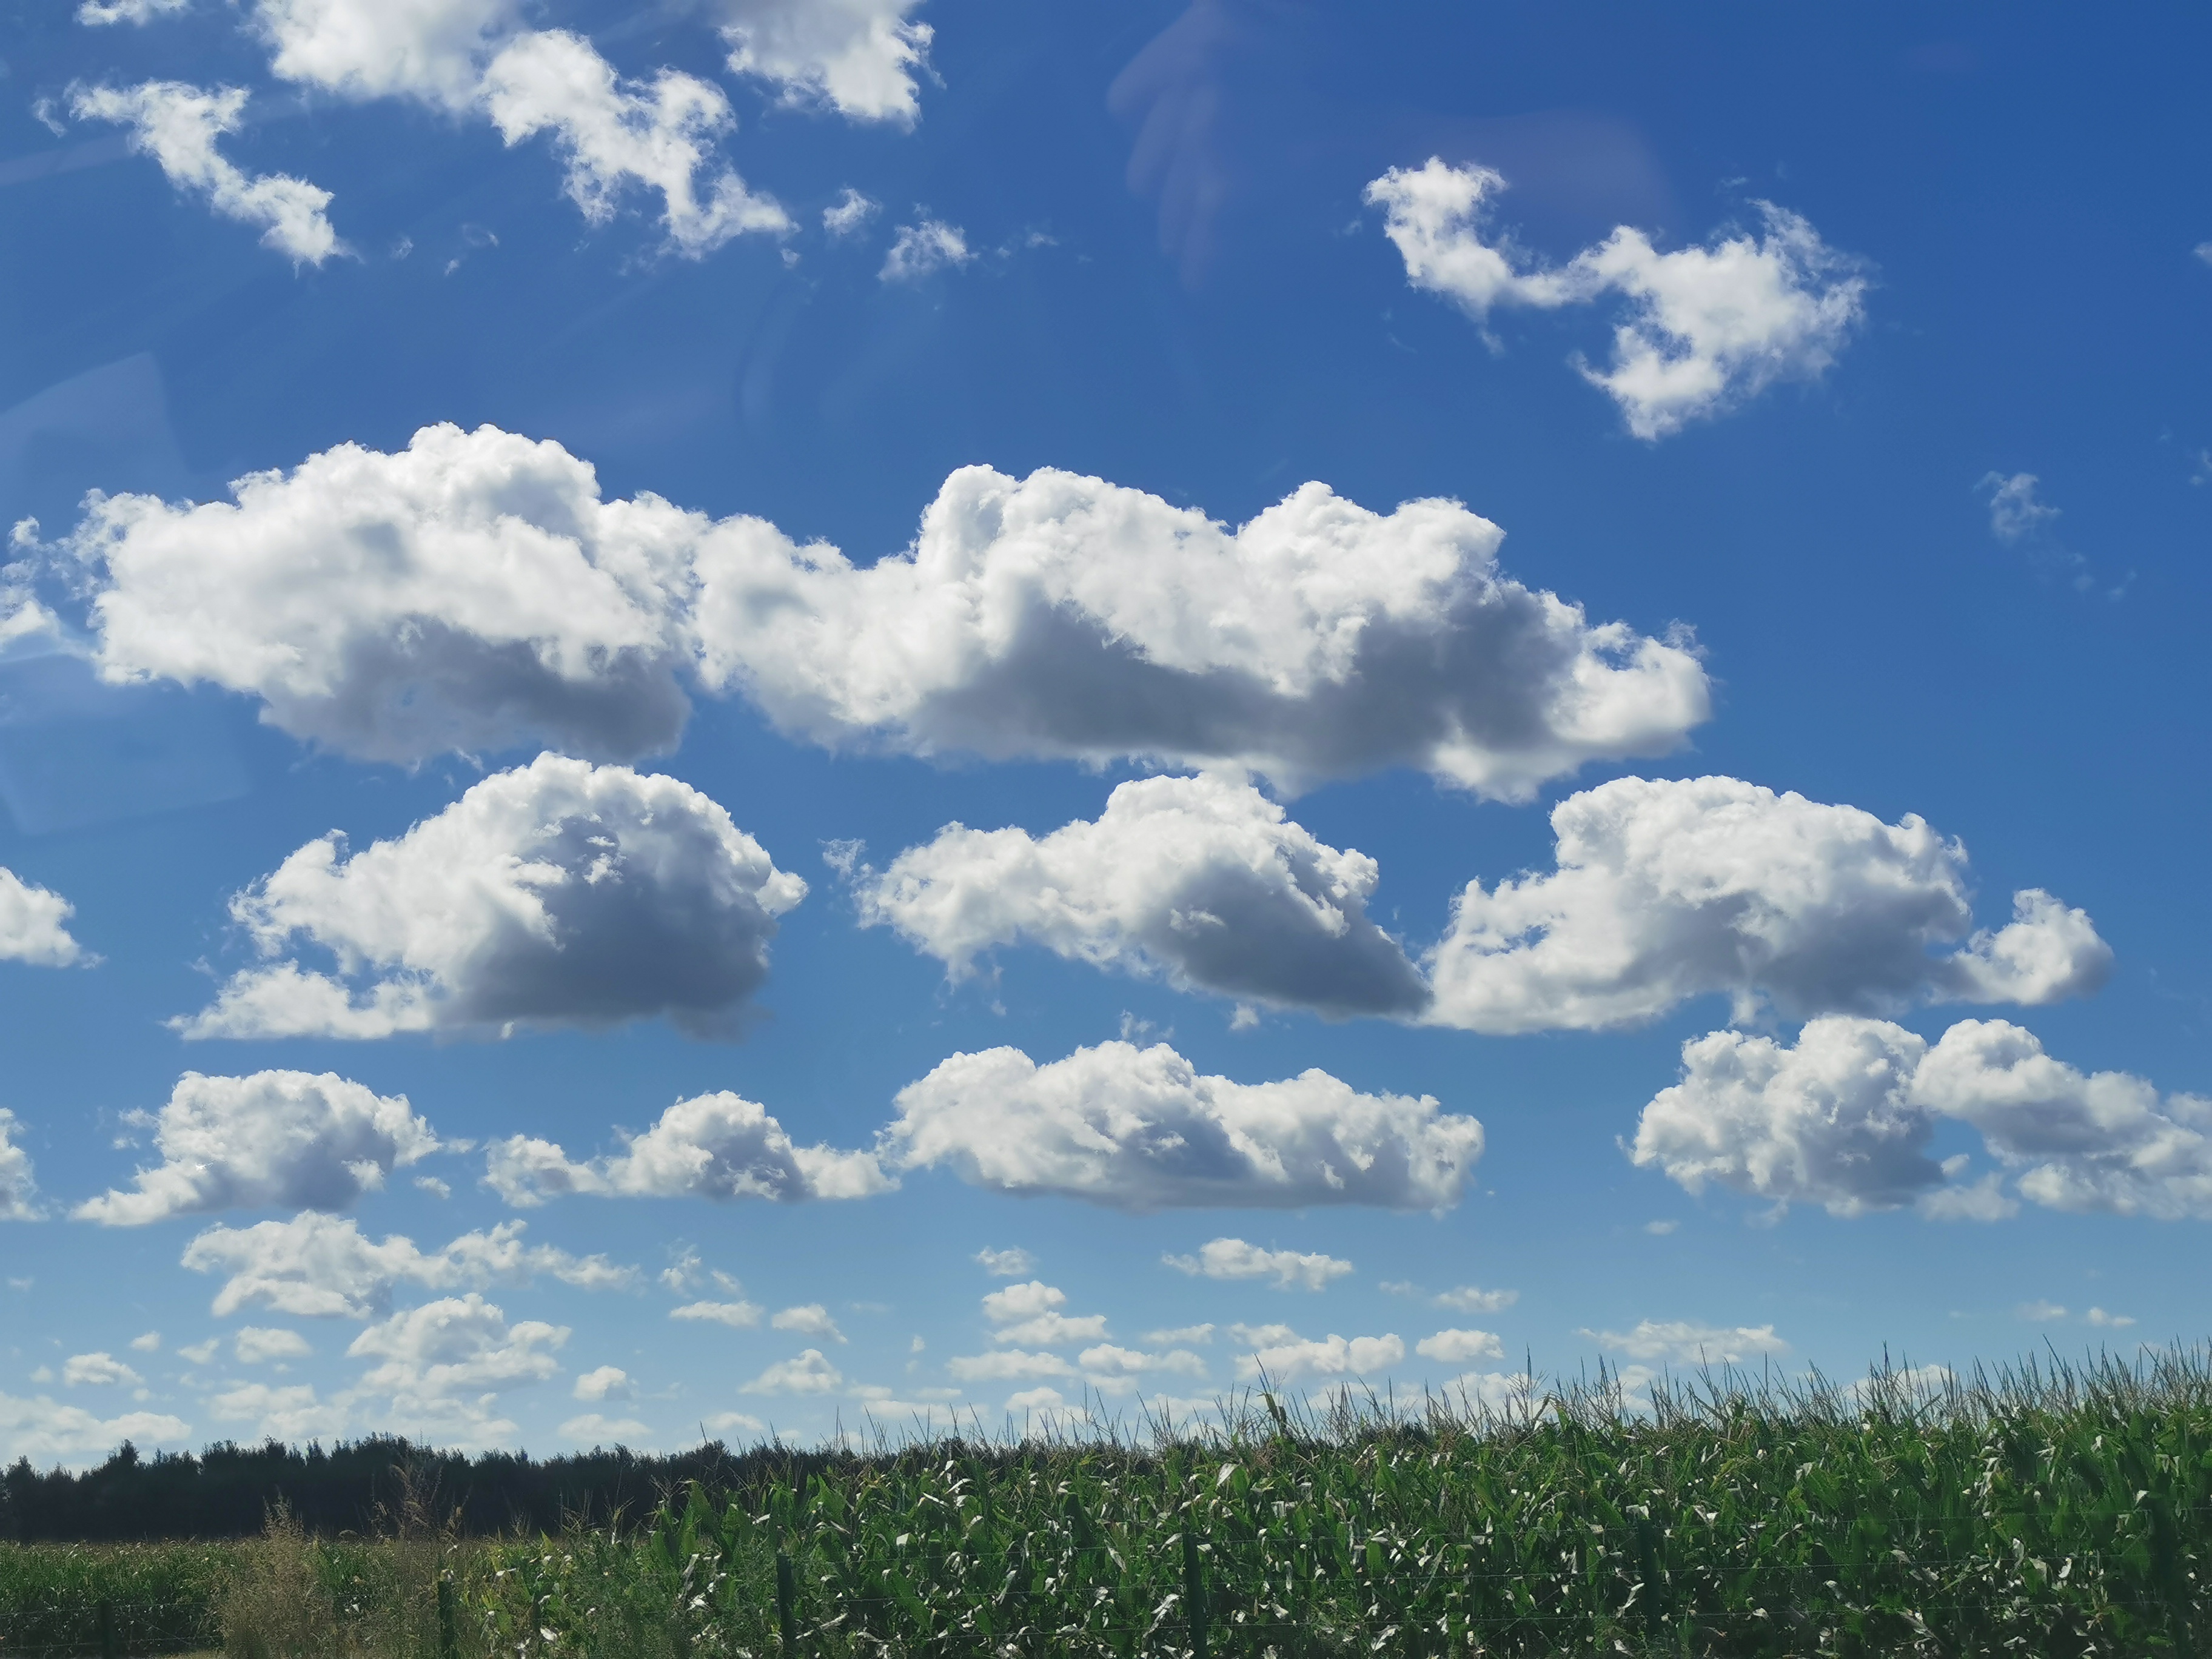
[129,1332,161,1353]
[1434,1285,1518,1315]
[1163,1238,1353,1292]
[1643,1219,1678,1236]
[742,1349,843,1395]
[701,1410,764,1438]
[2016,1299,2068,1322]
[1980,472,2060,545]
[771,1304,846,1343]
[574,1365,631,1402]
[2085,1307,2136,1329]
[2196,242,2212,267]
[671,1300,762,1329]
[822,187,879,238]
[1144,1323,1215,1346]
[880,216,971,282]
[974,1246,1035,1278]
[177,1339,218,1365]
[414,1176,451,1199]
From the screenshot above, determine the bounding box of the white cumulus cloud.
[1367,158,1867,438]
[252,0,520,109]
[478,32,790,258]
[1162,1237,1353,1291]
[1234,1332,1405,1383]
[0,868,84,968]
[771,1304,844,1342]
[854,772,1427,1017]
[348,1293,566,1444]
[1427,775,2110,1033]
[572,1365,631,1401]
[62,1353,142,1388]
[742,1349,843,1394]
[669,1299,762,1328]
[0,1111,41,1222]
[980,1281,1107,1348]
[1415,1329,1504,1364]
[822,187,879,236]
[76,1071,444,1224]
[235,1327,313,1364]
[79,0,191,23]
[484,1090,885,1205]
[208,1382,346,1443]
[178,757,805,1041]
[973,1246,1034,1277]
[1636,1016,2212,1222]
[69,82,343,265]
[56,426,1706,794]
[0,1395,188,1462]
[250,0,786,255]
[880,218,970,281]
[181,1213,632,1319]
[945,1348,1072,1383]
[1584,1319,1789,1366]
[882,1039,1484,1210]
[714,0,932,124]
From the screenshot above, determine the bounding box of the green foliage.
[10,1350,2212,1656]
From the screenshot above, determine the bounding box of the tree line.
[0,1436,863,1542]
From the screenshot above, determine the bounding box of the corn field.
[6,1350,2212,1658]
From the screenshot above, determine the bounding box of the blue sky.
[1,0,2208,1461]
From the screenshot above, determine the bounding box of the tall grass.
[7,1348,2212,1656]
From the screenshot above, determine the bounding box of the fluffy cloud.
[69,83,343,266]
[348,1294,566,1443]
[1427,776,2110,1033]
[690,465,1707,799]
[1584,1319,1789,1366]
[669,1299,762,1327]
[714,0,932,124]
[235,1327,313,1364]
[478,33,789,258]
[854,772,1427,1017]
[1367,159,1866,438]
[980,1281,1108,1349]
[62,1353,142,1388]
[253,0,519,109]
[1631,1017,1943,1216]
[742,1349,843,1394]
[178,757,805,1041]
[0,1111,41,1222]
[973,1246,1034,1277]
[79,0,190,22]
[882,1040,1484,1210]
[1636,1016,2212,1222]
[484,1090,884,1205]
[58,426,1708,794]
[1162,1238,1353,1291]
[207,1382,347,1443]
[61,425,697,762]
[771,1304,844,1342]
[0,869,87,967]
[251,0,787,255]
[1234,1332,1406,1383]
[945,1349,1072,1383]
[822,187,879,236]
[880,219,971,281]
[0,1395,189,1462]
[181,1213,632,1319]
[1415,1329,1505,1364]
[572,1366,631,1402]
[76,1071,444,1225]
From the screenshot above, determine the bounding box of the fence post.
[774,1549,799,1655]
[96,1598,117,1659]
[1182,1524,1208,1659]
